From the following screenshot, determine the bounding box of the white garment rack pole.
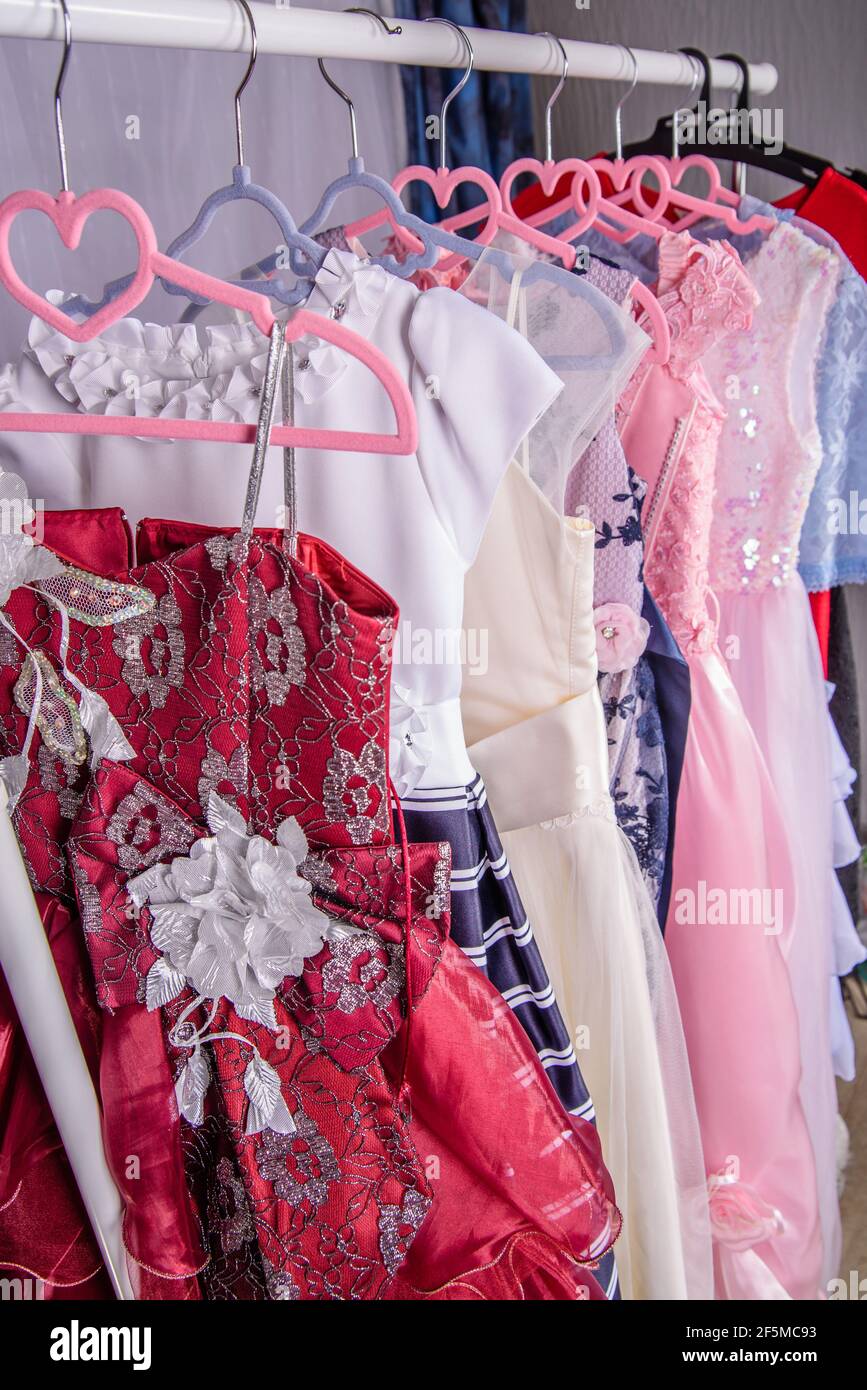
[0,785,135,1299]
[0,0,779,95]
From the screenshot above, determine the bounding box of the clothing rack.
[0,0,783,1309]
[0,0,778,95]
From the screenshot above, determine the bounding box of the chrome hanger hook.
[613,45,639,162]
[534,32,568,163]
[53,0,72,193]
[671,52,702,158]
[234,0,258,168]
[423,16,474,172]
[318,10,402,162]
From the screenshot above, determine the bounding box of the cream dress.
[461,459,712,1300]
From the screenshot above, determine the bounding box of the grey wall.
[527,0,866,203]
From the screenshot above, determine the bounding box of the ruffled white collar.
[18,249,392,423]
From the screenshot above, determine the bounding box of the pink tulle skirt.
[664,640,822,1300]
[718,577,862,1288]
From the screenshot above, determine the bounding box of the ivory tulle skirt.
[718,578,863,1288]
[496,810,714,1301]
[665,642,822,1300]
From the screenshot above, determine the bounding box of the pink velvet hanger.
[428,36,669,365]
[0,6,416,457]
[521,50,774,244]
[0,186,417,456]
[0,13,416,455]
[345,17,576,273]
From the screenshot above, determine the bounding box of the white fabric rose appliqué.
[129,792,345,1136]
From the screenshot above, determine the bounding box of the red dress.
[0,331,619,1299]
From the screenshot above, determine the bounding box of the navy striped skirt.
[399,773,620,1299]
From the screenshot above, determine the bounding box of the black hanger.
[711,53,829,187]
[614,49,834,190]
[717,53,867,192]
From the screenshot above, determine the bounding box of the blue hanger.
[65,0,323,318]
[256,9,440,284]
[255,14,632,373]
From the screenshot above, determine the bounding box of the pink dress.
[617,234,822,1301]
[702,220,846,1288]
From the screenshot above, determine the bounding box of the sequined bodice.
[617,235,758,652]
[703,222,839,593]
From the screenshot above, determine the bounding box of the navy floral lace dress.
[565,263,690,925]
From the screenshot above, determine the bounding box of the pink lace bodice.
[617,235,758,652]
[703,222,840,593]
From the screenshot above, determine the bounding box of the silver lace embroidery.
[262,1257,301,1301]
[204,533,244,574]
[197,746,248,813]
[299,853,338,897]
[256,1113,339,1208]
[432,841,451,919]
[322,738,389,844]
[249,573,306,705]
[321,931,404,1016]
[107,780,198,873]
[378,1188,430,1276]
[210,1156,256,1256]
[37,743,85,820]
[114,592,185,710]
[69,851,105,936]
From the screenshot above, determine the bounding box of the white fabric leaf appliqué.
[244,1054,296,1136]
[76,684,136,766]
[0,753,28,810]
[145,955,187,1010]
[175,1051,211,1127]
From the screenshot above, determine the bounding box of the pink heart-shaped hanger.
[499,157,602,221]
[0,188,156,341]
[391,164,502,268]
[656,153,737,230]
[587,155,675,241]
[498,157,604,249]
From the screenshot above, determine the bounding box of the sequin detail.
[14,650,87,766]
[37,565,155,627]
[705,222,840,594]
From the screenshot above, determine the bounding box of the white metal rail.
[0,0,779,94]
